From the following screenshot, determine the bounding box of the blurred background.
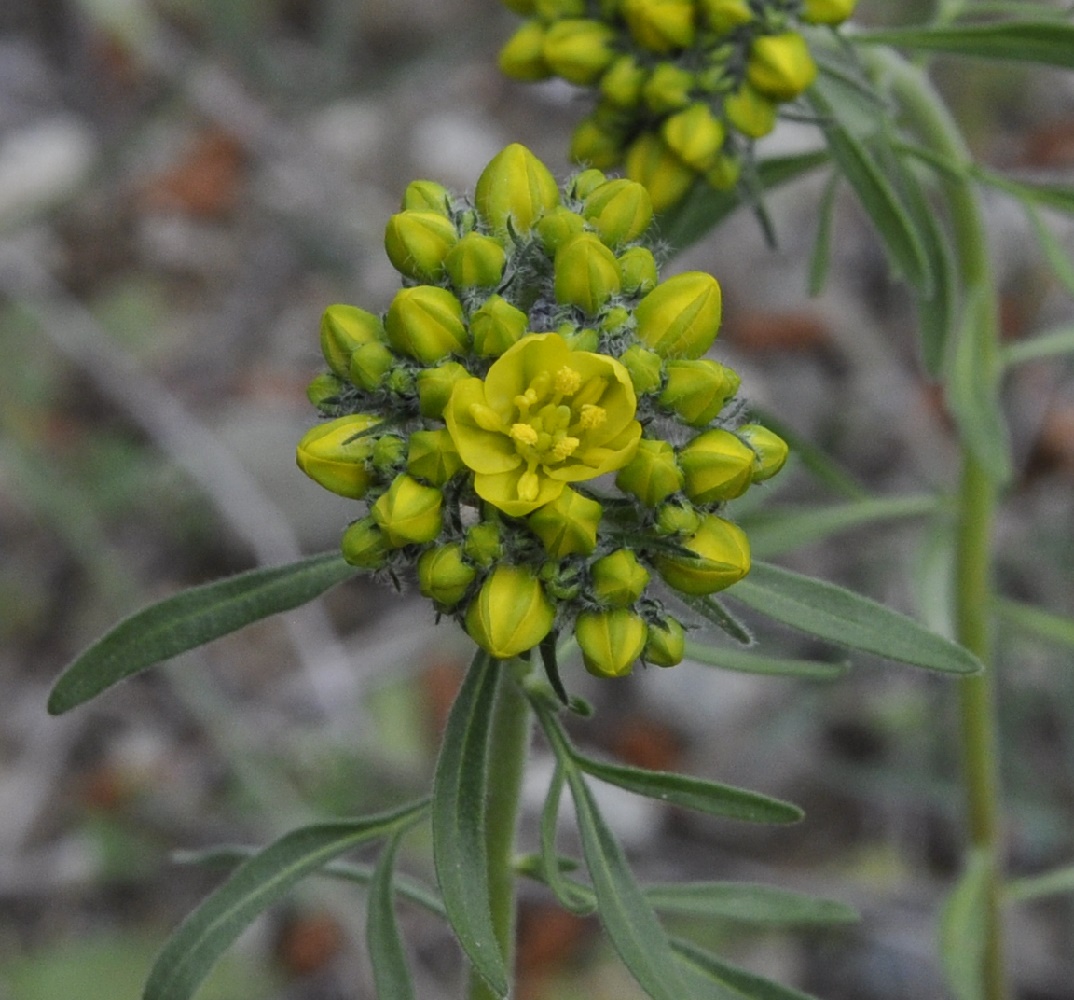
[1,1,1073,997]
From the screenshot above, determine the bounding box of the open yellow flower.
[445,332,641,516]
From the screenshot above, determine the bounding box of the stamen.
[517,467,540,501]
[550,436,580,461]
[554,365,582,395]
[578,404,607,430]
[510,423,539,447]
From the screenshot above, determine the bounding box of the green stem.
[878,52,1008,1000]
[468,657,532,1000]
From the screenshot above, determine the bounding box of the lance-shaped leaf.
[144,800,428,1000]
[540,766,596,915]
[367,832,416,1000]
[996,599,1074,651]
[672,937,823,1000]
[49,552,358,714]
[1002,324,1074,367]
[728,562,982,674]
[939,849,992,1000]
[645,882,858,926]
[573,753,802,825]
[1008,863,1074,904]
[684,642,848,681]
[857,22,1074,69]
[431,651,507,997]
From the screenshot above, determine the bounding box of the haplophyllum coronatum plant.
[52,1,1074,1000]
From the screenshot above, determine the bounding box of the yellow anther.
[470,403,505,432]
[579,404,607,430]
[514,388,540,413]
[554,365,583,395]
[517,468,540,501]
[551,436,581,461]
[511,422,540,446]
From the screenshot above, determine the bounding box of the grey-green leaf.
[996,599,1074,651]
[367,833,416,1000]
[673,937,823,1000]
[1002,323,1074,366]
[857,22,1074,69]
[431,651,507,998]
[939,850,992,1000]
[684,641,848,681]
[807,172,839,297]
[728,562,982,674]
[573,753,802,825]
[646,882,858,926]
[143,800,428,1000]
[49,552,358,714]
[1007,864,1074,903]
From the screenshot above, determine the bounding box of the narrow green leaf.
[144,800,428,1000]
[1007,864,1074,903]
[540,766,597,915]
[1024,200,1074,297]
[810,87,930,294]
[996,599,1074,651]
[431,650,507,998]
[939,849,992,1000]
[740,494,939,560]
[857,22,1074,69]
[946,285,1012,484]
[573,752,802,825]
[807,172,839,297]
[367,833,416,1000]
[682,595,754,645]
[49,552,358,714]
[1002,324,1074,366]
[728,562,982,674]
[646,882,858,926]
[973,166,1074,215]
[673,937,823,1000]
[565,761,693,1000]
[684,642,848,681]
[657,151,830,253]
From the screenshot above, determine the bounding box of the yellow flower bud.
[662,104,725,172]
[371,474,443,547]
[600,54,647,108]
[401,179,452,215]
[475,143,561,234]
[679,428,755,502]
[465,565,555,659]
[618,245,659,295]
[444,231,507,289]
[636,271,723,358]
[747,33,818,101]
[736,423,789,481]
[621,0,695,54]
[554,233,622,314]
[591,549,650,607]
[653,514,750,595]
[407,428,464,485]
[615,437,684,506]
[697,0,751,33]
[416,361,470,419]
[569,168,609,200]
[536,205,588,255]
[320,304,385,378]
[371,434,407,475]
[644,617,685,667]
[418,543,476,607]
[655,501,702,536]
[641,62,694,114]
[723,83,777,139]
[582,178,654,247]
[600,305,631,335]
[802,0,857,25]
[341,517,389,569]
[498,20,552,81]
[385,285,468,363]
[624,133,695,213]
[705,153,741,191]
[349,341,395,390]
[659,358,740,425]
[306,372,343,410]
[464,521,504,567]
[527,486,602,557]
[576,608,647,678]
[384,210,458,281]
[569,117,624,172]
[296,414,381,499]
[559,324,601,352]
[542,19,617,85]
[620,344,664,395]
[471,294,529,357]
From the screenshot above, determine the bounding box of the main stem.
[469,658,532,1000]
[880,53,1007,1000]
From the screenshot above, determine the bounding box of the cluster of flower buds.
[497,0,857,211]
[297,144,788,679]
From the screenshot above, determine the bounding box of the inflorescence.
[497,0,857,210]
[297,144,788,678]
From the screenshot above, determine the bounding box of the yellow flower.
[445,332,641,516]
[465,565,556,659]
